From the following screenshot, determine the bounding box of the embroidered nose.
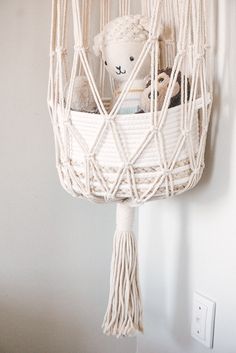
[115,66,126,75]
[148,91,159,99]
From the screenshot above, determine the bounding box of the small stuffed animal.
[139,68,190,112]
[93,15,153,114]
[65,75,97,112]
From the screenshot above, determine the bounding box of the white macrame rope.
[119,0,130,16]
[78,0,91,75]
[48,0,213,336]
[99,0,111,95]
[48,0,212,203]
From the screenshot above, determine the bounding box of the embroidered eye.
[158,77,164,83]
[105,61,107,66]
[146,79,151,88]
[129,56,134,61]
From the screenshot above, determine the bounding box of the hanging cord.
[119,0,130,16]
[99,0,111,97]
[79,0,91,75]
[103,203,143,337]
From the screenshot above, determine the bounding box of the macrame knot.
[105,192,113,201]
[55,47,67,56]
[74,44,85,53]
[62,48,68,56]
[60,158,70,167]
[152,126,159,134]
[161,168,171,177]
[86,152,95,161]
[49,51,55,58]
[177,48,187,56]
[196,52,204,60]
[182,128,190,137]
[148,36,159,44]
[116,203,134,231]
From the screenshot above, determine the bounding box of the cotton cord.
[102,203,143,337]
[48,0,213,338]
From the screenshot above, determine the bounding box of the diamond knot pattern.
[48,0,212,205]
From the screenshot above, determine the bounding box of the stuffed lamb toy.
[93,15,152,114]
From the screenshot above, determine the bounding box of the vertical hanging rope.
[69,0,107,116]
[79,0,91,75]
[99,0,111,97]
[141,0,148,16]
[48,0,57,113]
[103,203,143,337]
[159,0,176,68]
[119,0,131,16]
[61,0,69,82]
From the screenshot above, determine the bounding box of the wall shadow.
[169,201,192,349]
[196,0,236,202]
[170,3,236,350]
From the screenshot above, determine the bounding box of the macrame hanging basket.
[48,0,213,338]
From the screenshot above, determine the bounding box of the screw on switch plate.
[191,292,216,348]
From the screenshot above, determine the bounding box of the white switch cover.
[191,292,216,348]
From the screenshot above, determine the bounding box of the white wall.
[137,1,236,352]
[0,2,136,353]
[1,1,235,353]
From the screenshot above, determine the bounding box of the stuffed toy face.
[102,41,150,82]
[94,15,151,83]
[140,68,190,112]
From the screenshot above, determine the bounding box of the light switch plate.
[191,292,216,348]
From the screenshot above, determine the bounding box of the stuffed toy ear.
[93,32,103,57]
[172,81,180,97]
[138,15,150,33]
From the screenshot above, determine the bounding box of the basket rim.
[68,93,212,119]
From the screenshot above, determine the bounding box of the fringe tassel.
[102,203,143,337]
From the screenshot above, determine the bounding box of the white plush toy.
[93,15,151,114]
[65,75,97,112]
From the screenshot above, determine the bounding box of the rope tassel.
[102,203,143,337]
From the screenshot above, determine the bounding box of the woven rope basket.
[48,0,213,337]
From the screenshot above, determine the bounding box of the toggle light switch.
[191,292,216,348]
